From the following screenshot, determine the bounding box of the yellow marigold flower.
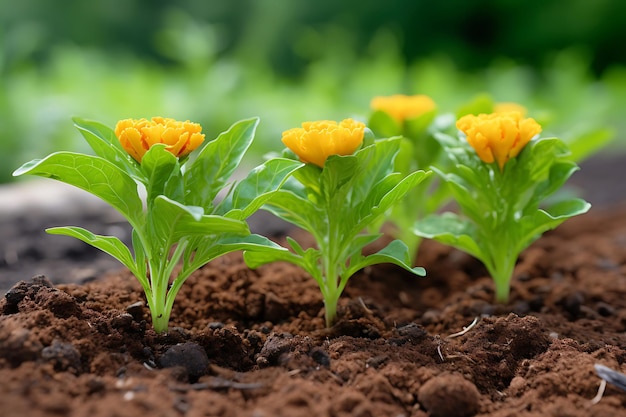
[494,102,528,117]
[115,117,205,163]
[282,119,365,168]
[370,94,436,123]
[456,112,542,171]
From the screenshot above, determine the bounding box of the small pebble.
[125,301,145,320]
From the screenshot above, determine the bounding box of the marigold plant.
[14,117,302,333]
[367,94,447,263]
[414,112,590,302]
[243,118,430,327]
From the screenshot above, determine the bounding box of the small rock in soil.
[125,301,145,320]
[396,322,428,341]
[158,342,209,381]
[309,346,331,368]
[208,321,225,330]
[418,373,480,417]
[41,339,81,372]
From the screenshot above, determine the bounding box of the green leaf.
[372,170,431,217]
[72,117,142,181]
[140,144,184,203]
[321,154,359,203]
[186,233,290,271]
[217,158,304,218]
[263,189,326,236]
[150,196,249,245]
[243,244,309,270]
[437,172,484,226]
[368,110,402,138]
[13,152,144,226]
[520,138,570,182]
[414,212,485,261]
[345,240,426,278]
[533,160,579,204]
[342,233,382,260]
[565,128,613,162]
[405,109,437,139]
[286,236,307,256]
[184,118,259,208]
[348,138,401,205]
[46,226,140,278]
[291,163,323,200]
[518,198,591,249]
[393,137,415,175]
[456,93,495,118]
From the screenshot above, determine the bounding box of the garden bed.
[1,154,626,416]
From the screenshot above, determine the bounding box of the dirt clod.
[418,373,481,417]
[158,342,209,381]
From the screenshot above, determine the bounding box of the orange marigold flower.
[282,119,365,168]
[370,94,436,123]
[456,112,542,171]
[115,117,205,163]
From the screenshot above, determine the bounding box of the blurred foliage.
[1,0,625,183]
[2,0,626,75]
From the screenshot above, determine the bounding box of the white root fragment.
[446,317,480,339]
[358,297,373,314]
[590,379,607,405]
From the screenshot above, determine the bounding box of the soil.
[1,153,626,417]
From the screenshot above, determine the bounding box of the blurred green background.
[2,0,625,183]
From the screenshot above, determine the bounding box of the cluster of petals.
[370,94,436,123]
[456,112,542,170]
[281,119,365,168]
[115,117,205,163]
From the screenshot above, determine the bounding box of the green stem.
[322,248,340,327]
[148,259,170,333]
[323,293,338,328]
[486,248,516,304]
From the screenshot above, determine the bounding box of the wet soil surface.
[1,154,626,416]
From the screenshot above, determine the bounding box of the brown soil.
[1,154,626,417]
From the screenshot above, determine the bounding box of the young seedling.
[414,111,591,303]
[13,117,302,333]
[242,119,431,327]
